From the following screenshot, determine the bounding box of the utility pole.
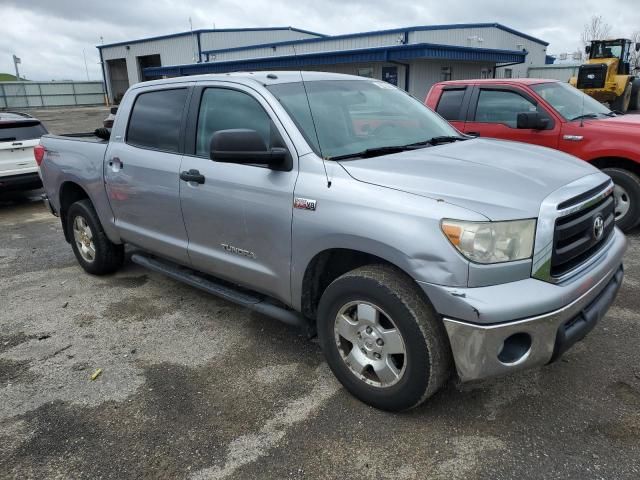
[13,54,21,80]
[83,49,90,81]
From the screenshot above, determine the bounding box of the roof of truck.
[130,71,378,91]
[436,78,559,86]
[0,111,39,124]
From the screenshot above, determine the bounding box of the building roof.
[144,42,528,78]
[97,26,327,49]
[201,23,548,57]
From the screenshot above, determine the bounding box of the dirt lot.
[1,107,640,479]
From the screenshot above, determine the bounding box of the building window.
[480,68,491,79]
[504,68,513,78]
[440,66,452,81]
[357,67,374,78]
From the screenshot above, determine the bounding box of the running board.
[131,253,315,336]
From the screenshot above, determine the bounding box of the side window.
[474,89,538,127]
[435,88,466,121]
[196,88,273,157]
[126,88,188,152]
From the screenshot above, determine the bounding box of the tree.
[581,15,612,47]
[630,30,640,73]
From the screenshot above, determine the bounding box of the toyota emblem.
[593,215,605,241]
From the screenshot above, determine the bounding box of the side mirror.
[635,43,640,52]
[110,106,118,115]
[210,129,287,167]
[517,112,550,130]
[585,45,591,55]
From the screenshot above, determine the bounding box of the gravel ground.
[0,107,639,479]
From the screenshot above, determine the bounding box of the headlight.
[441,219,536,264]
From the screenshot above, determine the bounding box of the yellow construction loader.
[570,38,640,112]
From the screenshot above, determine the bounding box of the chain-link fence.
[0,81,106,109]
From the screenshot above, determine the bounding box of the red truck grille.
[551,190,615,278]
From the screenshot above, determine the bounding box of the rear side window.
[436,89,466,121]
[0,121,47,142]
[127,88,188,152]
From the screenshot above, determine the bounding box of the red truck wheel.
[603,168,640,232]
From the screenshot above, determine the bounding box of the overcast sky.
[1,0,639,81]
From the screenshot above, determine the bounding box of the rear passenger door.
[179,83,298,304]
[104,85,192,264]
[463,86,559,149]
[433,86,471,132]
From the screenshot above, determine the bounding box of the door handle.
[466,132,481,137]
[108,157,124,169]
[180,169,205,184]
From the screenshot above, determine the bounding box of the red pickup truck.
[425,78,640,231]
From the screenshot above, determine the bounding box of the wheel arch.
[589,156,640,177]
[299,247,430,321]
[59,181,91,242]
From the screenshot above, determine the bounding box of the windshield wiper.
[328,136,468,161]
[570,113,599,121]
[329,145,414,161]
[0,137,17,142]
[422,135,468,145]
[605,110,624,116]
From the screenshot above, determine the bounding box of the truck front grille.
[550,188,615,278]
[577,64,607,89]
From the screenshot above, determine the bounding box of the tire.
[317,264,452,411]
[611,83,632,113]
[630,78,640,112]
[602,168,640,232]
[66,199,124,275]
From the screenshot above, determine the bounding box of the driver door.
[179,83,298,304]
[463,86,559,149]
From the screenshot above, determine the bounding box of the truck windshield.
[531,82,611,120]
[267,80,459,159]
[590,41,623,59]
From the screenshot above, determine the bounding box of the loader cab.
[586,39,638,74]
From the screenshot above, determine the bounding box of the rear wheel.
[317,264,452,411]
[602,168,640,232]
[67,199,124,275]
[611,83,632,113]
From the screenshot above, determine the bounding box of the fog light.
[498,332,532,364]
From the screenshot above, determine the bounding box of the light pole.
[13,54,21,80]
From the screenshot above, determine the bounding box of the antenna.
[299,71,331,188]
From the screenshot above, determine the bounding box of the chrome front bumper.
[442,265,623,382]
[421,227,627,382]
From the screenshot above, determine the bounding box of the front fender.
[290,158,482,310]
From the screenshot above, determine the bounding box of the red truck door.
[462,86,560,149]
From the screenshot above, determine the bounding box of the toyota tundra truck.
[37,72,626,411]
[426,78,640,232]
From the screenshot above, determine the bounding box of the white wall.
[408,60,495,100]
[100,29,321,101]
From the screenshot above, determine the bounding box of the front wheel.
[317,265,452,411]
[603,168,640,232]
[611,83,632,113]
[67,199,124,275]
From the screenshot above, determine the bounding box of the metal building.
[98,23,549,103]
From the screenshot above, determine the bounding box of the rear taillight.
[34,144,45,166]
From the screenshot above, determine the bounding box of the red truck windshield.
[531,82,611,120]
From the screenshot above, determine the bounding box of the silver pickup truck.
[38,72,627,411]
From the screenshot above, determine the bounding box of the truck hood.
[338,138,597,220]
[590,113,640,128]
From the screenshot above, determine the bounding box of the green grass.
[0,73,26,81]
